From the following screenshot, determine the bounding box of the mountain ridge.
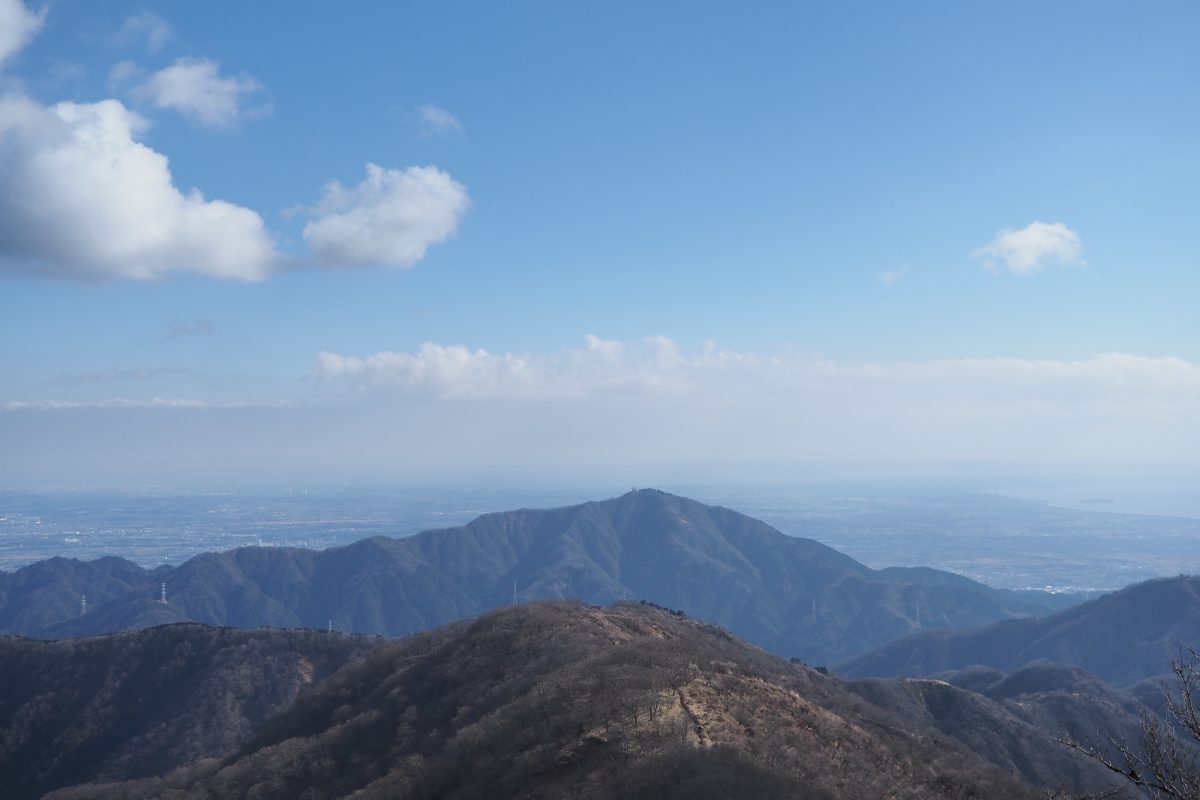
[34,602,1054,800]
[840,574,1200,684]
[4,489,1078,664]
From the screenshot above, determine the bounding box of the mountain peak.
[3,491,1072,665]
[611,487,684,504]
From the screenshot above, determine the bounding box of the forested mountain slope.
[41,602,1049,800]
[840,575,1200,685]
[0,625,379,798]
[2,490,1075,664]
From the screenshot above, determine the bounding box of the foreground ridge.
[33,602,1051,800]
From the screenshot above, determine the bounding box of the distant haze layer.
[3,342,1198,486]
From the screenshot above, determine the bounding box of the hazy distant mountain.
[840,575,1200,685]
[0,624,378,799]
[1,490,1076,664]
[40,602,1049,800]
[0,555,169,635]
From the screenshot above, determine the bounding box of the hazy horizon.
[4,457,1200,518]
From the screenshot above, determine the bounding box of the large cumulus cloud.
[0,94,278,280]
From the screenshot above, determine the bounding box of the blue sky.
[0,1,1197,485]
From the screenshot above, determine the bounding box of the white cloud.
[879,266,909,286]
[132,57,267,128]
[316,344,538,398]
[972,221,1084,275]
[0,6,466,281]
[118,11,171,53]
[313,336,707,399]
[584,334,623,360]
[313,337,1200,425]
[7,340,1198,480]
[0,93,278,280]
[419,103,463,135]
[302,164,470,268]
[3,397,209,410]
[303,337,1200,466]
[645,334,684,370]
[0,0,45,66]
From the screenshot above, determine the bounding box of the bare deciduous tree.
[1060,646,1200,799]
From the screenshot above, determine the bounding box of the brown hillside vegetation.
[48,602,1042,800]
[0,625,380,799]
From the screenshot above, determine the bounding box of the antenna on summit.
[327,619,333,633]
